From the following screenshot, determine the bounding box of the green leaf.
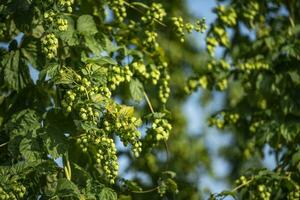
[288,71,300,85]
[56,178,81,198]
[5,109,41,138]
[129,79,145,102]
[32,25,45,38]
[123,180,142,192]
[59,16,78,46]
[85,35,103,54]
[131,2,150,9]
[19,137,42,161]
[89,64,108,85]
[42,109,74,158]
[292,151,300,166]
[21,36,45,70]
[82,56,117,66]
[77,15,98,35]
[102,35,119,53]
[161,171,176,179]
[5,109,41,160]
[99,187,117,200]
[2,50,32,91]
[39,62,59,80]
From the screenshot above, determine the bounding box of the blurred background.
[179,0,276,198]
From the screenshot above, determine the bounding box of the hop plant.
[131,62,149,79]
[146,118,172,145]
[143,31,158,48]
[0,183,26,200]
[41,33,58,59]
[57,0,74,13]
[215,5,237,27]
[206,36,218,56]
[243,1,260,26]
[44,10,55,23]
[172,17,206,42]
[108,66,133,90]
[184,75,209,93]
[56,18,68,31]
[141,3,166,24]
[149,67,160,85]
[172,17,185,42]
[108,0,126,22]
[76,134,119,184]
[216,78,228,91]
[239,59,269,73]
[102,105,143,157]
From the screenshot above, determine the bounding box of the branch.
[143,92,154,113]
[0,142,8,148]
[131,186,158,194]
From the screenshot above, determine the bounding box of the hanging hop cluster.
[56,18,68,31]
[44,11,68,31]
[215,5,237,27]
[57,0,74,13]
[256,185,271,200]
[206,26,229,56]
[146,118,172,143]
[206,37,218,56]
[143,31,158,48]
[249,120,264,133]
[243,1,260,26]
[172,17,207,42]
[141,3,166,24]
[212,26,229,47]
[159,74,170,103]
[216,78,228,91]
[149,66,160,85]
[235,176,272,200]
[288,185,300,200]
[208,112,239,129]
[41,33,58,59]
[0,183,26,200]
[207,59,230,71]
[103,114,142,157]
[185,76,209,93]
[108,0,126,22]
[131,62,149,79]
[43,10,55,23]
[60,73,101,125]
[239,59,269,73]
[76,134,118,184]
[130,62,162,85]
[108,66,133,90]
[157,62,170,103]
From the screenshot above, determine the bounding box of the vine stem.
[132,186,159,194]
[64,154,72,181]
[0,142,8,148]
[231,178,253,193]
[143,92,154,114]
[123,1,166,27]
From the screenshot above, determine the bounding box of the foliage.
[0,0,207,199]
[3,0,299,199]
